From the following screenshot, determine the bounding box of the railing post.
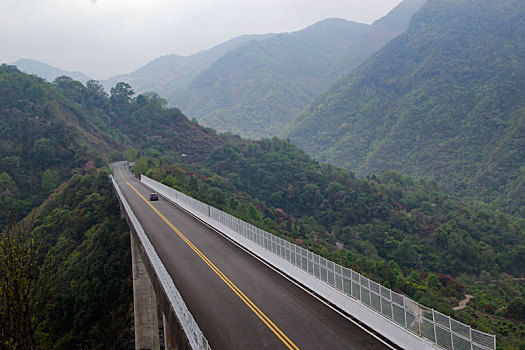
[432,310,437,345]
[449,315,454,350]
[417,302,422,336]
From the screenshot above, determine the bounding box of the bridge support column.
[163,313,178,349]
[131,233,161,350]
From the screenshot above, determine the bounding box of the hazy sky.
[1,0,402,79]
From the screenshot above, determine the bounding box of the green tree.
[42,169,56,192]
[0,172,16,194]
[110,82,134,104]
[123,148,139,162]
[0,217,50,349]
[247,203,262,221]
[426,273,440,289]
[505,297,525,321]
[53,76,85,102]
[136,91,167,108]
[32,138,55,167]
[86,79,107,98]
[395,239,417,267]
[229,197,240,210]
[85,79,108,107]
[133,157,148,175]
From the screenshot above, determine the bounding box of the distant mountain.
[179,19,369,139]
[12,58,91,84]
[181,0,425,139]
[102,33,276,103]
[329,0,428,76]
[285,0,525,215]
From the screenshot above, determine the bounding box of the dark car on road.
[149,193,159,201]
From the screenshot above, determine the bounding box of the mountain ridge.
[182,0,425,139]
[285,0,525,215]
[12,58,91,84]
[101,33,277,103]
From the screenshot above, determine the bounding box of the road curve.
[111,161,391,350]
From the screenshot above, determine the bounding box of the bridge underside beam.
[163,313,178,350]
[131,232,161,350]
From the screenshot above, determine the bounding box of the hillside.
[330,0,429,77]
[0,66,222,228]
[285,0,525,215]
[0,65,120,226]
[102,33,276,105]
[137,137,525,348]
[0,170,132,349]
[0,67,223,347]
[182,0,426,139]
[181,19,369,139]
[12,58,91,84]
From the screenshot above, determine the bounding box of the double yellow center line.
[119,168,299,350]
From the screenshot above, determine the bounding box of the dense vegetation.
[134,136,524,348]
[1,170,131,349]
[0,64,222,229]
[0,64,119,228]
[286,0,525,217]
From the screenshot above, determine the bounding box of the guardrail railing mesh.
[142,175,496,350]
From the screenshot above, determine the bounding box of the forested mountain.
[182,0,426,139]
[0,65,118,226]
[0,66,223,348]
[0,64,221,228]
[13,58,91,84]
[329,0,428,77]
[285,0,525,216]
[102,33,276,105]
[180,19,369,139]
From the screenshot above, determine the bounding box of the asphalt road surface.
[111,161,391,350]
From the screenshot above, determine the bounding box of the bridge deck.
[112,161,390,350]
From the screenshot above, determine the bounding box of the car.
[149,193,159,201]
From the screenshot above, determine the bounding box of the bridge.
[110,161,496,350]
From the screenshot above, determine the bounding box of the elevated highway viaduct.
[111,161,391,349]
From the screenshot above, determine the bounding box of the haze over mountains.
[100,33,276,106]
[12,58,91,84]
[165,0,426,139]
[10,0,425,140]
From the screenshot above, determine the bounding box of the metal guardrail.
[111,175,211,350]
[142,175,496,350]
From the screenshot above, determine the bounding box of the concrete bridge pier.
[131,233,161,350]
